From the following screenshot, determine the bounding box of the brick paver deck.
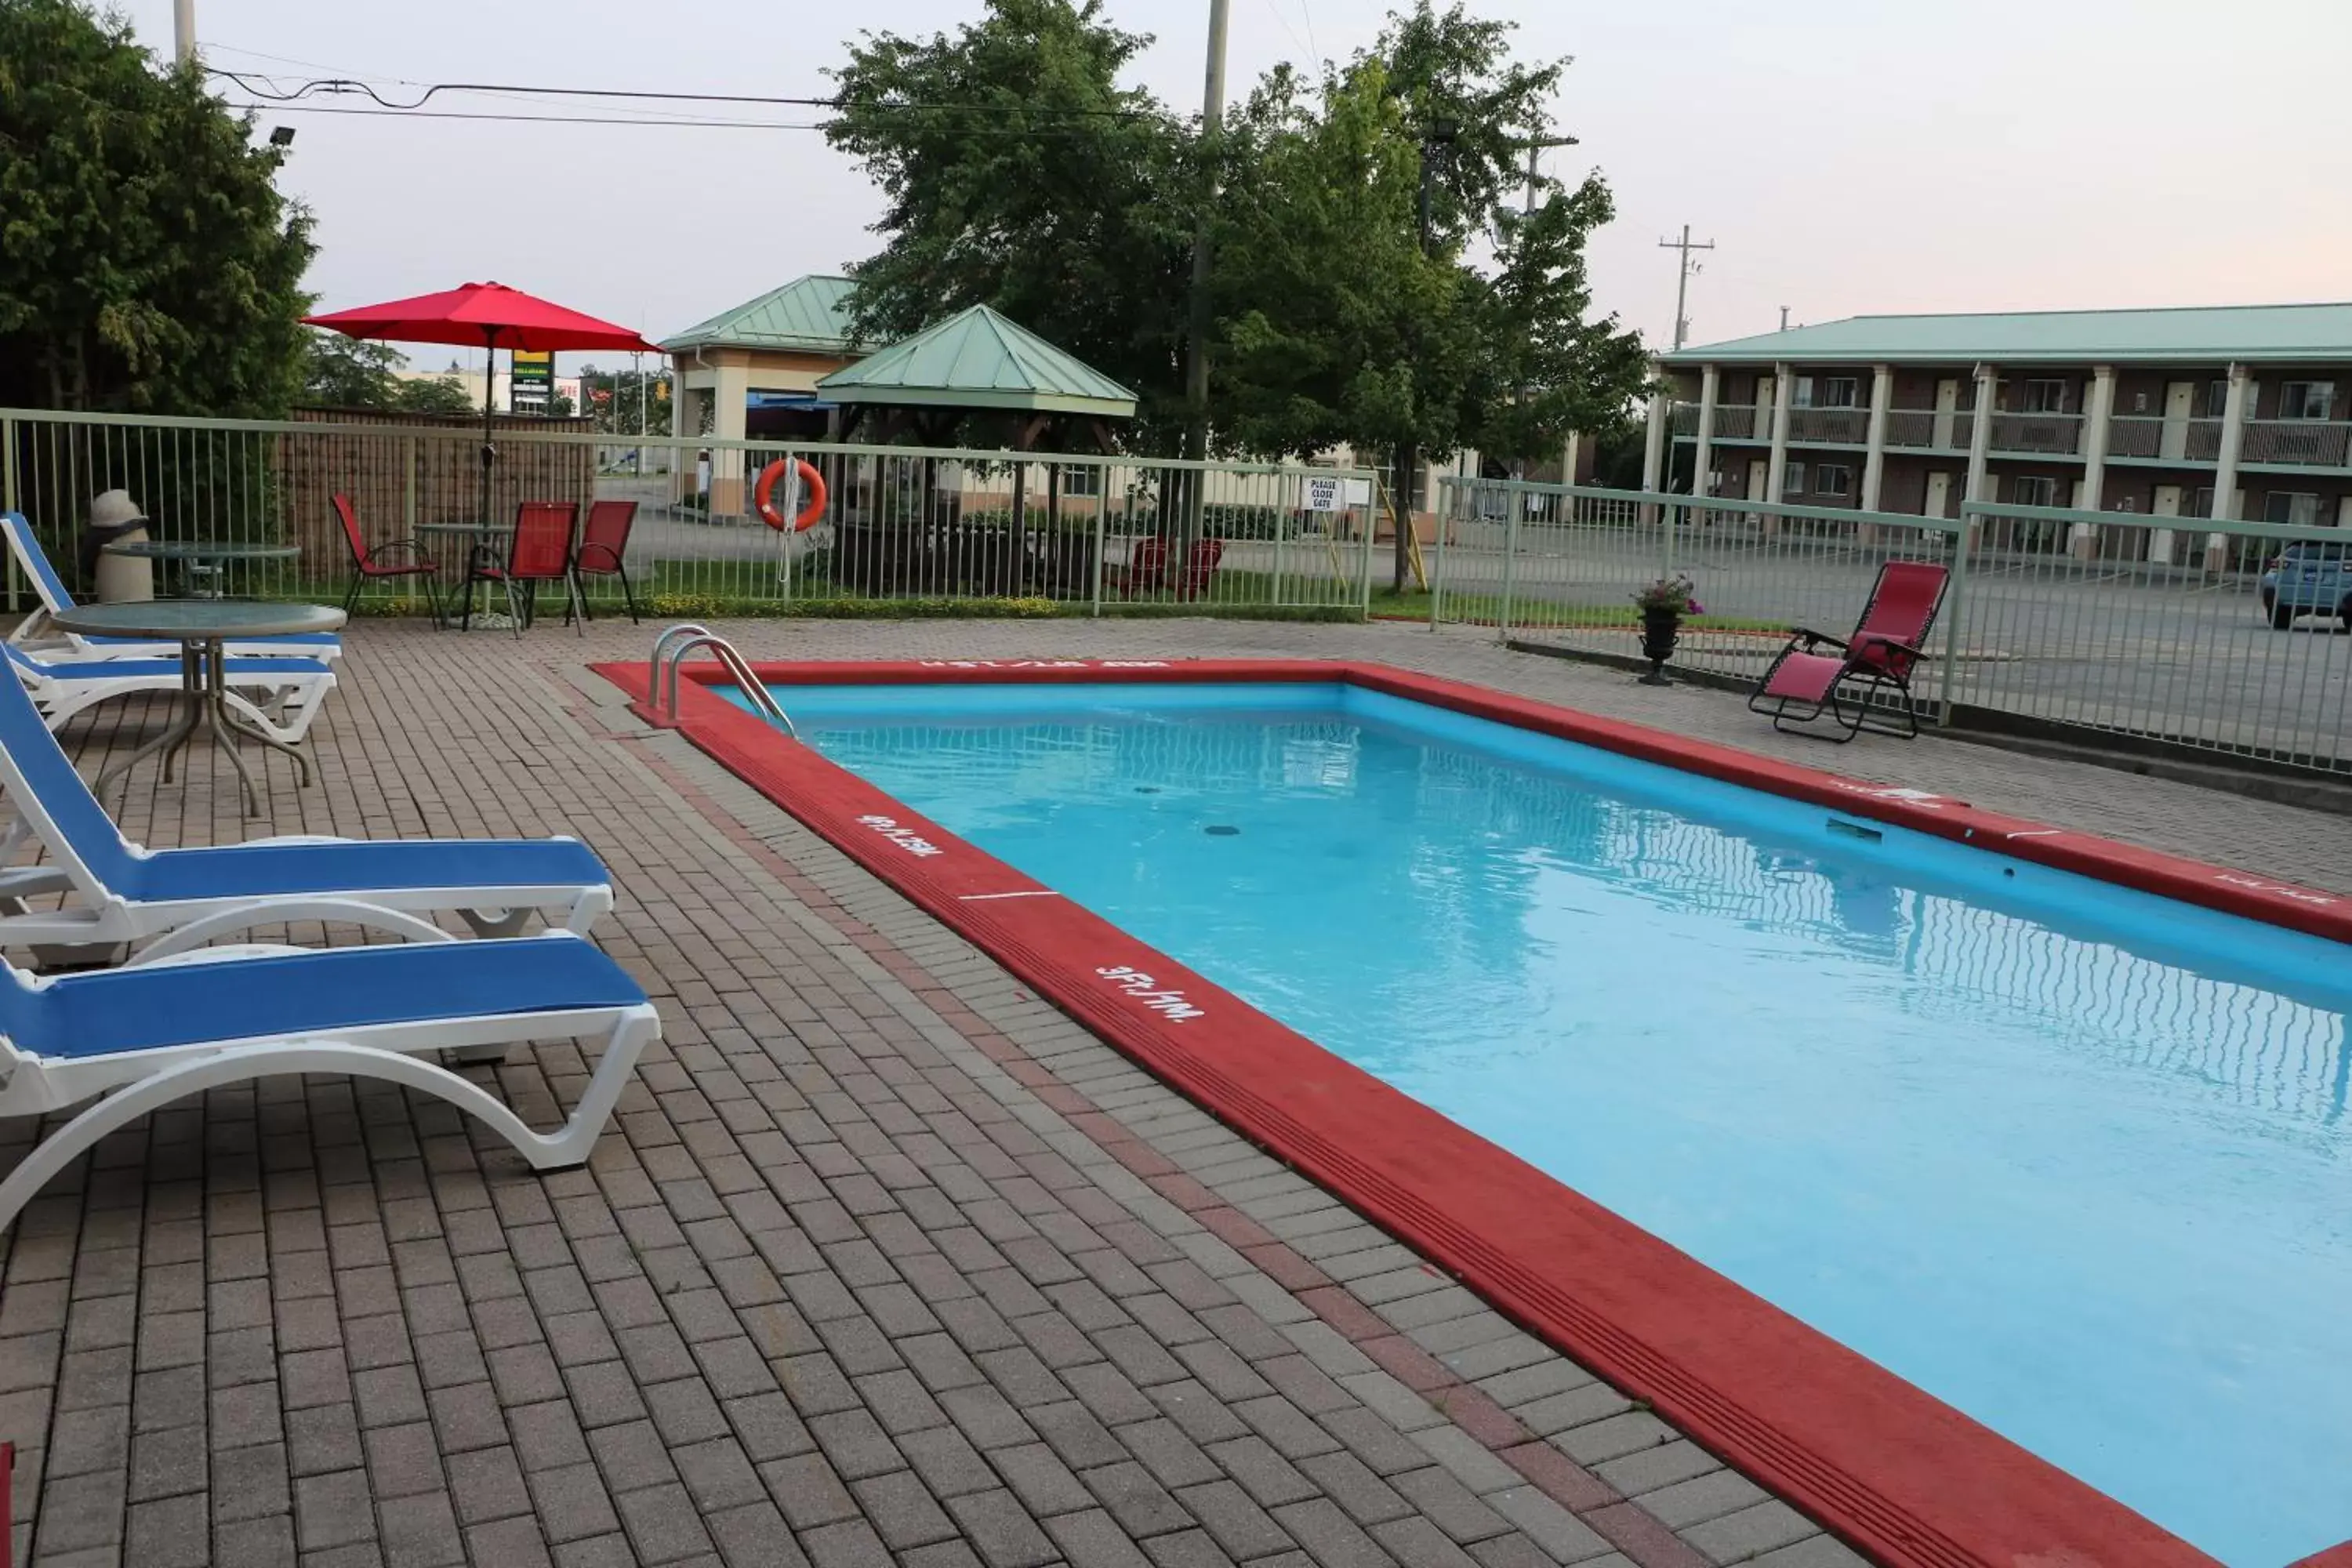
[3,612,2336,1568]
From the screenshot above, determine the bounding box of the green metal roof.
[816,305,1138,417]
[660,274,859,355]
[1664,303,2352,367]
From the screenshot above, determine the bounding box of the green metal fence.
[0,409,1381,619]
[1439,477,2352,773]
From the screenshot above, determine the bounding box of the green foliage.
[1213,4,1646,470]
[394,374,476,415]
[575,365,672,435]
[0,0,315,413]
[300,332,481,414]
[825,0,1195,448]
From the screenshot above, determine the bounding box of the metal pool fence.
[6,405,2345,773]
[1441,479,2352,775]
[0,410,1380,620]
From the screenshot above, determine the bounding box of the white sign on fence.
[1302,475,1370,512]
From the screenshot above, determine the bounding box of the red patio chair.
[1748,560,1948,740]
[333,493,440,624]
[463,502,580,637]
[1109,535,1172,595]
[1173,538,1225,601]
[570,499,641,624]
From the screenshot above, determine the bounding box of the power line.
[223,100,1142,138]
[205,67,1153,121]
[225,101,832,131]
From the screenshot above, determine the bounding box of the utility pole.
[1512,136,1577,481]
[1181,0,1232,532]
[173,0,195,64]
[1657,224,1715,350]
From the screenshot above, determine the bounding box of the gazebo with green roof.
[813,305,1141,601]
[817,303,1138,452]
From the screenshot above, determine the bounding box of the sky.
[118,0,2352,379]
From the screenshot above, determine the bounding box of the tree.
[299,331,476,414]
[394,375,475,416]
[577,365,673,436]
[0,0,315,414]
[825,0,1195,448]
[1211,3,1646,587]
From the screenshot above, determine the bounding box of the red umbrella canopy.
[303,281,659,354]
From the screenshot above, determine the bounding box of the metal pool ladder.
[646,624,795,736]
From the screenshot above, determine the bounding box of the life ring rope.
[754,459,827,532]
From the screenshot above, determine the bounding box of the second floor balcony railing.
[2105,416,2232,463]
[1884,409,1943,448]
[2241,419,2352,469]
[1784,406,1868,445]
[1989,412,2085,456]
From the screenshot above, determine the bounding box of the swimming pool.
[641,660,2351,1567]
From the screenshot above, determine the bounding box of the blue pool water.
[737,680,2352,1565]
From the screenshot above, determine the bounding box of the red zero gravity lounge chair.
[1748,560,1949,740]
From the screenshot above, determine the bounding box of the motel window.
[2205,380,2231,418]
[1795,376,1858,408]
[2264,492,2321,528]
[1059,464,1103,497]
[2278,382,2336,421]
[2018,380,2068,414]
[1815,463,1853,497]
[1782,462,1807,496]
[2011,476,2059,508]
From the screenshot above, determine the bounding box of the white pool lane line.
[959,889,1065,902]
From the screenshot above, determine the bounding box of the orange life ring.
[753,458,827,532]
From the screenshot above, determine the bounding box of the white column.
[2206,361,2249,568]
[1860,363,1893,514]
[2070,365,2115,558]
[1640,387,1668,493]
[1762,361,1794,533]
[1962,362,1996,547]
[1691,365,1719,517]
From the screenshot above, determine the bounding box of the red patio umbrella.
[305,281,662,528]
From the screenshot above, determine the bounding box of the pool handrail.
[646,625,793,735]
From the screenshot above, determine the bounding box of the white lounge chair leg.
[0,1011,656,1236]
[125,900,459,964]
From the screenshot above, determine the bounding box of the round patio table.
[49,600,347,818]
[418,521,516,629]
[103,539,298,598]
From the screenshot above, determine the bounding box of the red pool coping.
[598,655,2348,1568]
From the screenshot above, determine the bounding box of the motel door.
[2160,382,2194,461]
[1933,379,1958,449]
[1923,471,1952,519]
[2150,485,2182,565]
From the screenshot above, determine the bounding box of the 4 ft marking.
[1095,966,1206,1024]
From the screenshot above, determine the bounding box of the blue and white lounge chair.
[2,513,343,662]
[5,641,336,742]
[0,663,612,950]
[0,932,659,1234]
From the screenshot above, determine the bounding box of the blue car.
[2259,541,2350,629]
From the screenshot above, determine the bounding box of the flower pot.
[1639,607,1681,684]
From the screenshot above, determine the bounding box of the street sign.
[511,350,553,412]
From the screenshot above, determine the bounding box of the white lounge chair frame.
[2,514,343,663]
[0,941,659,1236]
[8,644,336,742]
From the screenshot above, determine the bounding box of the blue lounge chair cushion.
[13,937,647,1061]
[125,837,611,904]
[20,655,332,682]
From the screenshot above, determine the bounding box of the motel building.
[1646,303,2352,562]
